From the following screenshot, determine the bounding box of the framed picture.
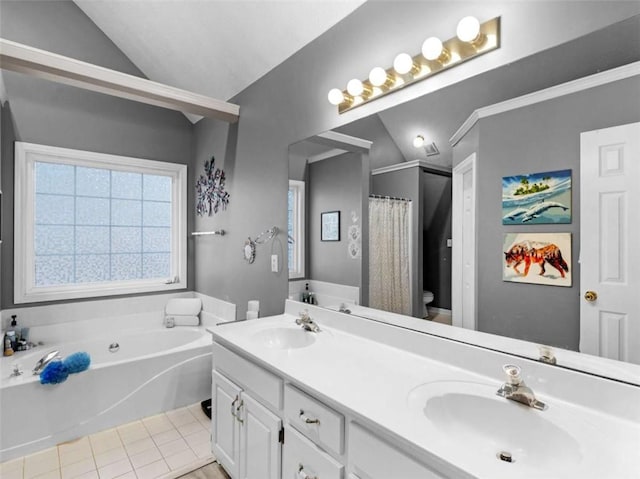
[503,232,572,287]
[321,211,340,241]
[502,169,571,225]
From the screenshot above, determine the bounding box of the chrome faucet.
[32,350,61,375]
[496,364,547,411]
[295,310,320,332]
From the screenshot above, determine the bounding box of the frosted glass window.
[112,171,142,199]
[15,142,186,303]
[76,197,110,225]
[76,167,110,197]
[143,201,171,227]
[36,194,74,225]
[112,199,142,226]
[143,175,172,201]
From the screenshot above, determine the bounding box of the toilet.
[422,290,434,318]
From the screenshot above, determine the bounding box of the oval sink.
[251,327,316,349]
[407,381,582,471]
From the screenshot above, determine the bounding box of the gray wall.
[0,1,194,309]
[422,172,452,310]
[371,168,423,316]
[308,153,363,288]
[465,77,640,350]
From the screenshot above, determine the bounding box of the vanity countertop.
[209,306,640,479]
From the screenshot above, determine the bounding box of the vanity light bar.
[328,16,500,114]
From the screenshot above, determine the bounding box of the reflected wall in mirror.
[288,16,640,375]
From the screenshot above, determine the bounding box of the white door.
[580,122,640,364]
[452,153,477,330]
[239,392,282,479]
[212,371,242,478]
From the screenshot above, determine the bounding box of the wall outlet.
[447,238,452,247]
[271,254,279,272]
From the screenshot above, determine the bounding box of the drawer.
[348,423,444,479]
[285,384,344,456]
[283,426,343,479]
[212,341,283,411]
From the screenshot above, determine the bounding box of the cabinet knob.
[299,409,320,425]
[584,290,598,302]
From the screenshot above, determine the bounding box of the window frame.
[14,141,187,304]
[288,179,305,279]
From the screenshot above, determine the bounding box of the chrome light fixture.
[328,16,500,114]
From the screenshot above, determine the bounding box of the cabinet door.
[240,392,282,479]
[213,371,242,478]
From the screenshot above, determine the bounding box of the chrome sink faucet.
[496,364,547,411]
[296,310,320,332]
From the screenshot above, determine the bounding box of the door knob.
[584,291,598,302]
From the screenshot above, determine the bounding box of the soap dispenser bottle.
[8,316,18,350]
[3,333,14,356]
[301,283,310,303]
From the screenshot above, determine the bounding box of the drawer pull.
[298,464,318,479]
[299,409,320,425]
[231,395,239,419]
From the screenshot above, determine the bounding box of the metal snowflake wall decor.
[196,156,230,216]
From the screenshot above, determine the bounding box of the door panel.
[240,392,281,479]
[213,371,242,478]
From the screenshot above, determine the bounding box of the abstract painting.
[503,232,572,287]
[502,169,571,225]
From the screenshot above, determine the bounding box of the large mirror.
[288,16,640,381]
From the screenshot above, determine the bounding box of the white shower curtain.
[368,197,412,315]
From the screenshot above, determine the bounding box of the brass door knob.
[584,291,598,302]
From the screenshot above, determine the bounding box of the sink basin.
[251,327,316,349]
[407,381,582,471]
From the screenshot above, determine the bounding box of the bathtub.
[0,324,212,462]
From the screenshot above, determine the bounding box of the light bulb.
[457,16,481,43]
[393,53,414,75]
[369,67,389,87]
[327,88,345,105]
[421,37,444,61]
[346,78,364,97]
[413,135,425,148]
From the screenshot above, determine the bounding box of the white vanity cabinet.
[347,423,445,479]
[212,343,284,479]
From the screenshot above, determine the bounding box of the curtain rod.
[369,194,411,202]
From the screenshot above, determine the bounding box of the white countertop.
[209,308,640,479]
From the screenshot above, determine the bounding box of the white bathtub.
[0,324,212,462]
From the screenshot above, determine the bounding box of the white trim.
[288,180,305,279]
[371,159,452,176]
[0,38,239,123]
[0,72,7,105]
[14,142,187,304]
[307,148,348,163]
[311,131,372,153]
[450,61,640,146]
[451,153,477,330]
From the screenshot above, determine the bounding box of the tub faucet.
[32,350,61,375]
[295,310,320,332]
[496,364,547,411]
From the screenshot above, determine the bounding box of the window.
[14,142,187,303]
[288,180,305,279]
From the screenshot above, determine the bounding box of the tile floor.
[0,403,215,479]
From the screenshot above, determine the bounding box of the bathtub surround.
[0,292,234,461]
[0,403,214,479]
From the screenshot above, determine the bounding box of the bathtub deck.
[0,403,214,479]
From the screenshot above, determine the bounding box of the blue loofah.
[63,352,91,374]
[39,360,69,385]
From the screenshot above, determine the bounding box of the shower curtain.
[368,197,412,315]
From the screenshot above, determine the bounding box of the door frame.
[452,153,477,330]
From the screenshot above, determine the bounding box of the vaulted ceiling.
[74,0,365,113]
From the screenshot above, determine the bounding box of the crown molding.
[372,159,451,176]
[449,61,640,146]
[0,38,239,123]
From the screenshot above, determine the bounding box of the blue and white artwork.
[502,169,571,225]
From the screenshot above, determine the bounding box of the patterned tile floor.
[0,403,215,479]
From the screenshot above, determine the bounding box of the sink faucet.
[295,310,320,332]
[32,350,61,375]
[496,364,547,411]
